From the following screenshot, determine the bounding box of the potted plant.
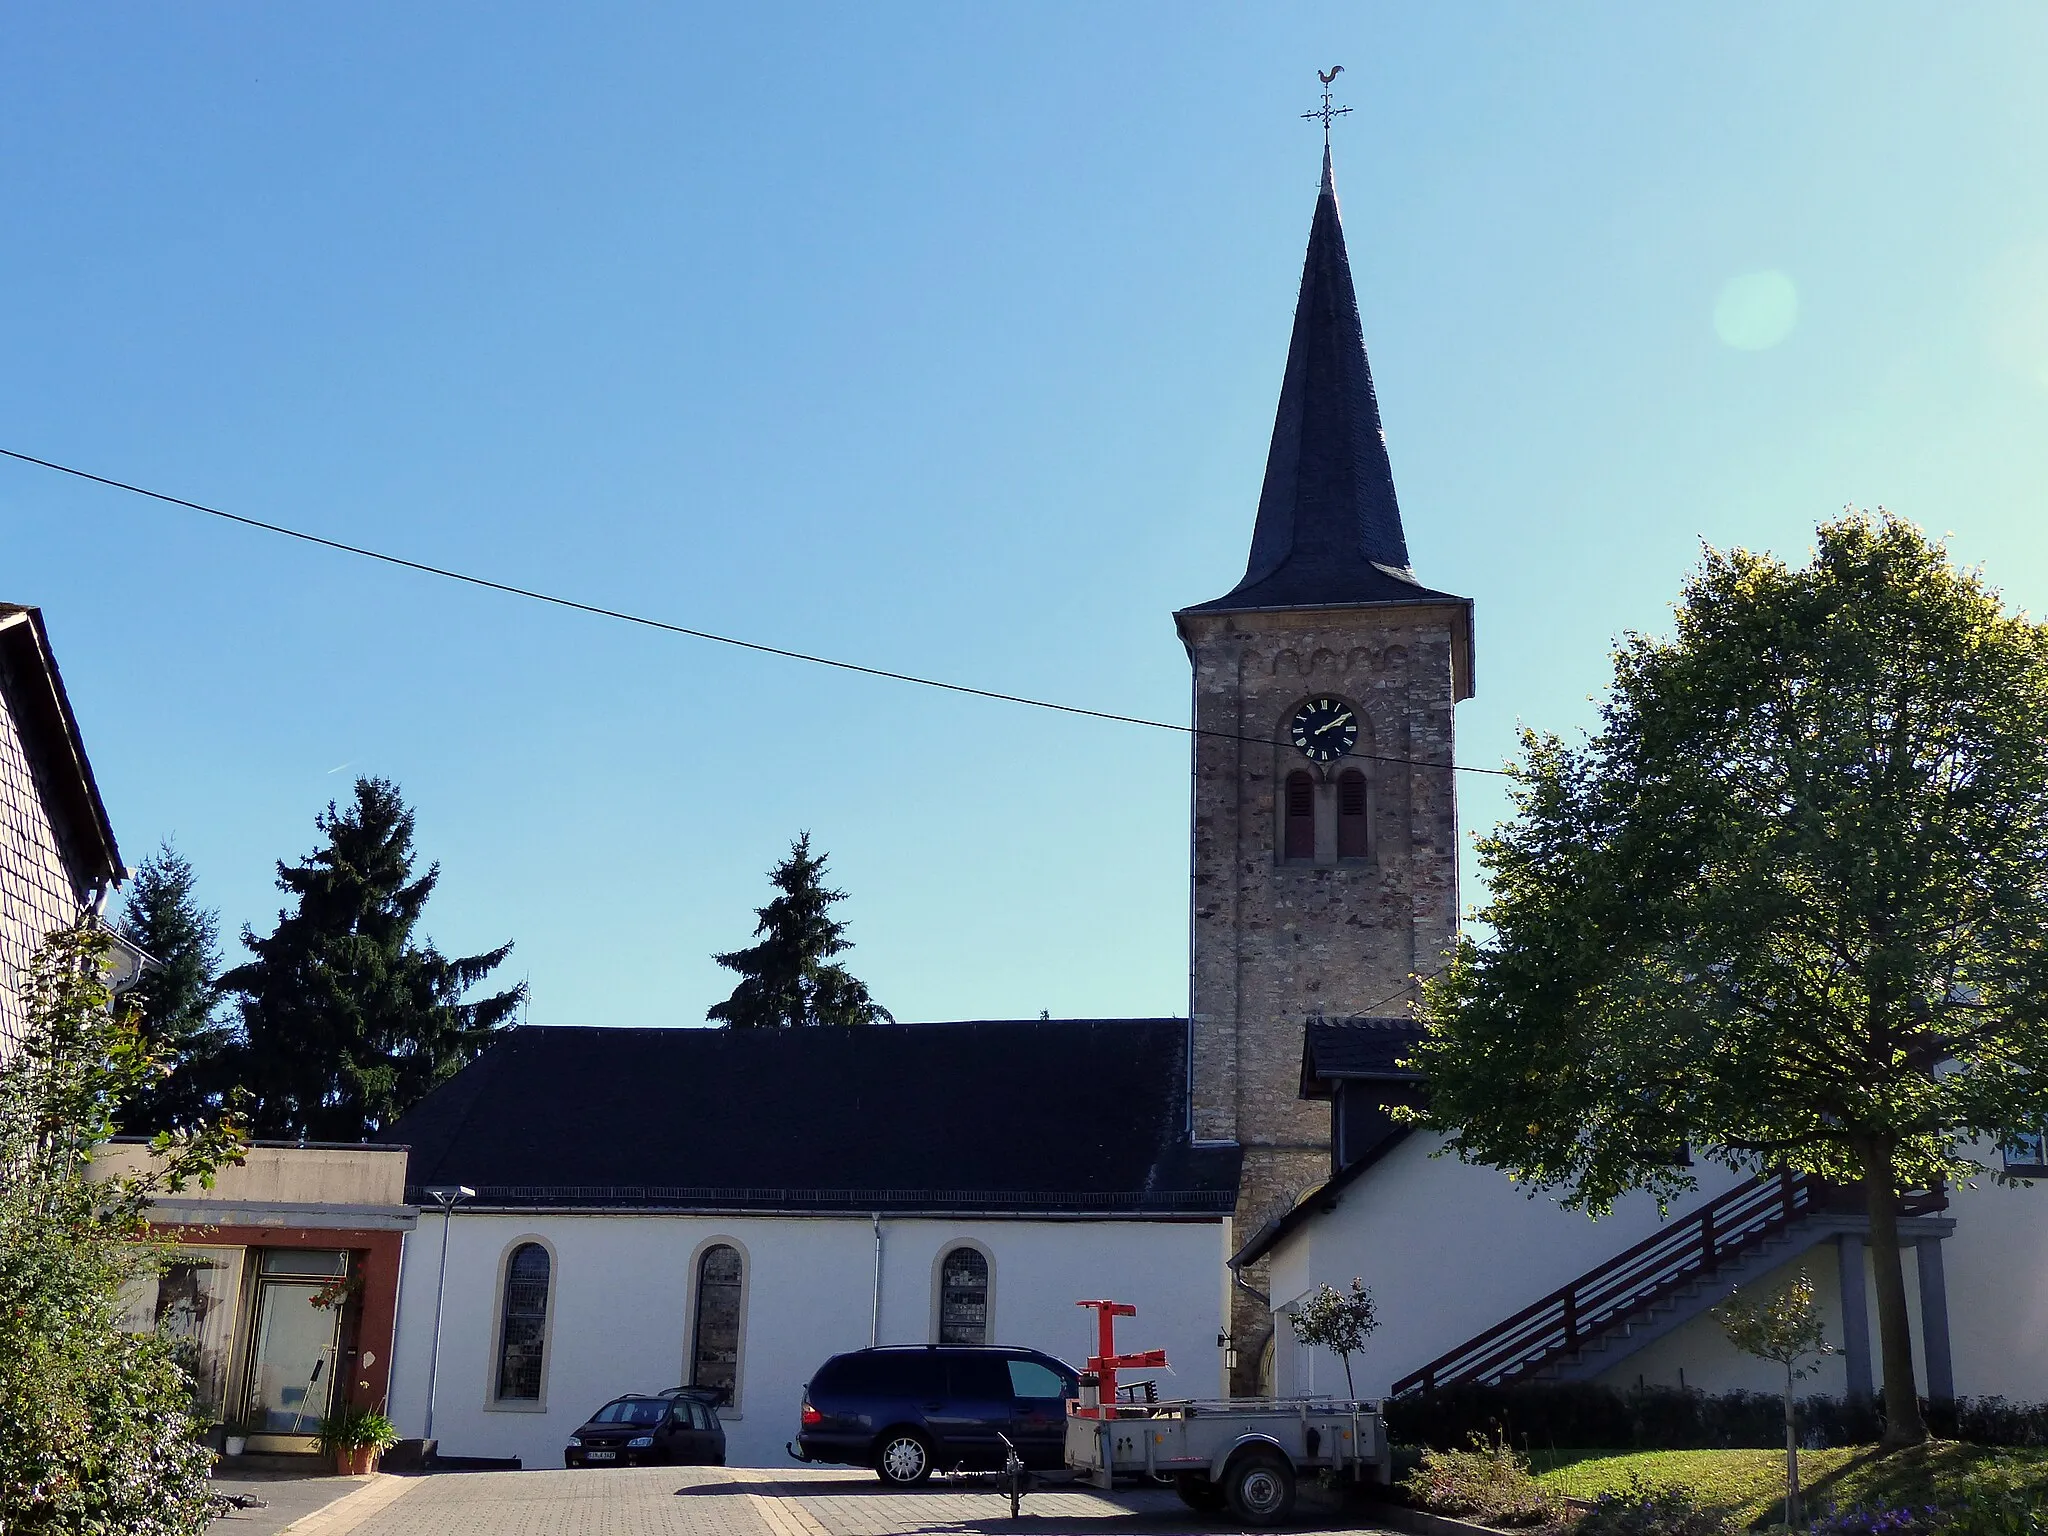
[318,1403,400,1476]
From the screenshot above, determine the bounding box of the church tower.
[1176,146,1473,1389]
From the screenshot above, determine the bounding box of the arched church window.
[495,1243,551,1401]
[1337,769,1368,858]
[937,1245,990,1345]
[1283,772,1316,861]
[690,1244,744,1405]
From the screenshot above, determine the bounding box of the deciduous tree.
[1412,512,2048,1446]
[709,833,891,1028]
[1287,1277,1378,1399]
[222,777,521,1140]
[1713,1271,1833,1525]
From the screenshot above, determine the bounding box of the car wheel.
[875,1429,935,1487]
[1224,1447,1296,1526]
[1174,1472,1227,1512]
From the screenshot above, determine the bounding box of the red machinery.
[1071,1299,1168,1419]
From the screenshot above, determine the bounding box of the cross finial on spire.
[1302,65,1352,152]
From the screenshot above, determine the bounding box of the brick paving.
[317,1466,1403,1536]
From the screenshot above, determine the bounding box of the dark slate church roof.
[392,1019,1239,1216]
[1184,150,1467,616]
[1298,1015,1426,1097]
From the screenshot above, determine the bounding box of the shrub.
[1573,1475,1732,1536]
[1941,1484,2048,1536]
[1804,1505,1942,1534]
[0,929,243,1536]
[1385,1383,2048,1453]
[1401,1434,1558,1527]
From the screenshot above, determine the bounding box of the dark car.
[564,1391,726,1468]
[794,1345,1079,1486]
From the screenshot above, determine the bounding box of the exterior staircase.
[1390,1171,1950,1394]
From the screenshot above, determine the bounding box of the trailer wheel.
[1174,1473,1227,1512]
[1223,1447,1296,1526]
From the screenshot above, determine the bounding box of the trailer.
[1062,1300,1391,1526]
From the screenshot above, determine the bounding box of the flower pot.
[335,1445,380,1476]
[224,1435,248,1458]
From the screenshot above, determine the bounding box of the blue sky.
[4,5,2045,1027]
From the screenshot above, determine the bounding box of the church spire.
[1189,136,1453,613]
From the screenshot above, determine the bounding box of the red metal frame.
[1072,1299,1168,1419]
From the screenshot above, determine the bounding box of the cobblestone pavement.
[327,1466,1404,1536]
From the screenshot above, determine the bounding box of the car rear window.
[591,1398,669,1426]
[817,1352,944,1397]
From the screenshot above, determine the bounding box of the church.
[380,140,2048,1468]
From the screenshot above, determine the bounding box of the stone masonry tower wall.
[1181,602,1463,1388]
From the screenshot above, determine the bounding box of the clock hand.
[1313,712,1354,734]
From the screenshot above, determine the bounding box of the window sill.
[484,1399,550,1414]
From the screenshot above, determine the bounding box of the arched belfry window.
[938,1246,990,1345]
[1283,772,1316,862]
[495,1243,551,1401]
[690,1244,744,1405]
[1337,769,1368,859]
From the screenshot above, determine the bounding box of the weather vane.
[1301,65,1351,149]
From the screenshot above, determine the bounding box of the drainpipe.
[870,1214,884,1347]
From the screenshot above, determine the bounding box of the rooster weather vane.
[1302,64,1352,149]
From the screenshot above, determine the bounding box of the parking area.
[295,1466,1408,1536]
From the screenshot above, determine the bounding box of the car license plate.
[586,1450,616,1461]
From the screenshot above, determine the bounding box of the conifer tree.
[708,833,892,1028]
[222,777,522,1140]
[118,840,232,1131]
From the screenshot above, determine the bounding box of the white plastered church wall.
[1263,1133,1748,1400]
[389,1210,1228,1469]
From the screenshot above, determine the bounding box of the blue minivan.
[793,1345,1079,1485]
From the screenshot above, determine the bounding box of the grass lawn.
[1530,1443,2048,1527]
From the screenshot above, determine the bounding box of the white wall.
[388,1210,1228,1469]
[1266,1134,1747,1399]
[1939,1158,2048,1400]
[1269,1135,2048,1407]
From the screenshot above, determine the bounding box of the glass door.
[242,1250,346,1444]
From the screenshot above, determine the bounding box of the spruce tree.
[222,777,522,1140]
[708,833,892,1028]
[118,840,232,1131]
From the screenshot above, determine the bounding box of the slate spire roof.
[1187,147,1463,613]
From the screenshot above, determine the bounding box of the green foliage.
[316,1405,399,1453]
[221,777,522,1139]
[1401,1433,1558,1526]
[1410,513,2048,1441]
[1573,1474,1733,1536]
[1286,1277,1378,1398]
[1714,1273,1832,1374]
[0,926,244,1536]
[1532,1444,2048,1530]
[118,840,232,1132]
[708,833,892,1028]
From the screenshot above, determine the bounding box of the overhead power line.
[0,446,1517,779]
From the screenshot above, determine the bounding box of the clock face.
[1289,696,1359,762]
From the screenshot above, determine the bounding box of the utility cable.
[0,446,1518,779]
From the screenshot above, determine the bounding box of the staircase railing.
[1390,1171,1943,1395]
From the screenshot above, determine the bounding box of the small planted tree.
[1288,1278,1378,1399]
[1712,1270,1833,1528]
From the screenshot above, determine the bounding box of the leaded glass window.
[690,1244,743,1405]
[495,1243,550,1401]
[938,1245,989,1345]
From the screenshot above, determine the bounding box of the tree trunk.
[1342,1352,1355,1400]
[1784,1363,1801,1528]
[1862,1154,1926,1446]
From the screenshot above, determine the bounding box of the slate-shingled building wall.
[0,606,123,1056]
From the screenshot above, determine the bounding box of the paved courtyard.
[275,1466,1407,1536]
